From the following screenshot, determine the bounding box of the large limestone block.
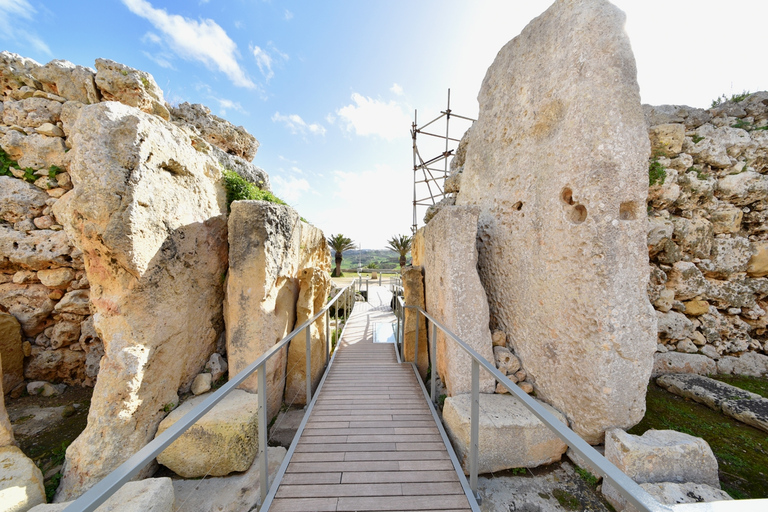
[0,228,75,272]
[1,313,24,396]
[156,390,259,477]
[443,393,567,475]
[402,266,429,379]
[285,267,331,406]
[604,428,719,487]
[31,59,100,105]
[0,51,41,94]
[299,222,331,273]
[416,206,495,396]
[170,102,258,161]
[171,446,286,512]
[0,357,14,447]
[224,201,301,417]
[2,98,63,128]
[94,59,169,120]
[0,284,55,337]
[649,124,685,157]
[0,130,69,171]
[52,101,228,500]
[29,478,175,512]
[454,0,656,443]
[0,176,49,224]
[652,352,716,376]
[0,445,46,512]
[24,346,86,385]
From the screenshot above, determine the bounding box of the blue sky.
[2,0,766,249]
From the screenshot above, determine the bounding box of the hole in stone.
[513,201,523,211]
[619,201,638,220]
[569,204,587,224]
[561,187,574,205]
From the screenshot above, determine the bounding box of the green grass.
[649,159,666,187]
[691,134,705,144]
[710,375,768,399]
[712,91,751,108]
[222,169,289,211]
[575,466,599,487]
[629,382,768,499]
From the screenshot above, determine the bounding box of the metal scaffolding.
[411,89,475,233]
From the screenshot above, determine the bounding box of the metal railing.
[394,304,768,512]
[63,283,358,512]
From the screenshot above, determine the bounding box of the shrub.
[649,159,666,186]
[222,170,287,211]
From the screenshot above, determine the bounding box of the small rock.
[515,369,527,382]
[48,289,64,300]
[494,346,521,375]
[495,382,510,394]
[491,330,506,347]
[684,299,709,316]
[676,339,698,353]
[62,405,76,418]
[36,122,64,137]
[205,353,228,382]
[653,352,716,376]
[46,187,67,198]
[26,381,47,395]
[656,343,668,353]
[32,215,54,229]
[700,345,719,359]
[191,373,212,395]
[12,270,38,284]
[519,381,534,394]
[38,267,76,289]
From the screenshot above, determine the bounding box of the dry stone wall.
[645,92,768,376]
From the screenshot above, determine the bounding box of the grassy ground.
[711,374,768,398]
[629,381,768,499]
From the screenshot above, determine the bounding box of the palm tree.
[386,234,412,268]
[327,234,356,277]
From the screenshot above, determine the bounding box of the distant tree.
[386,234,412,268]
[327,234,356,277]
[367,261,379,269]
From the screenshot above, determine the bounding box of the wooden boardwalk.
[269,293,472,512]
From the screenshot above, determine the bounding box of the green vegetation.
[574,466,599,487]
[386,234,413,268]
[711,90,751,108]
[340,249,402,270]
[140,76,150,89]
[327,233,356,277]
[629,382,768,499]
[729,119,768,132]
[222,169,287,211]
[162,402,176,413]
[648,158,666,187]
[437,394,447,407]
[691,134,705,144]
[1,148,58,184]
[509,467,527,476]
[366,261,379,269]
[552,489,580,510]
[710,374,768,398]
[687,166,710,180]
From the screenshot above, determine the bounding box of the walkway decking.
[269,288,472,512]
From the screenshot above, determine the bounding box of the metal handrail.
[399,305,768,512]
[64,283,357,512]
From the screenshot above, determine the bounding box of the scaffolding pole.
[411,89,475,234]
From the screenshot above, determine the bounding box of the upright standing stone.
[454,0,656,443]
[52,102,229,500]
[402,266,429,379]
[412,206,495,395]
[284,267,331,406]
[0,312,24,395]
[224,201,301,418]
[1,354,15,447]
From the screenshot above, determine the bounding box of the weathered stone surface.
[453,0,655,444]
[156,390,259,478]
[0,51,41,94]
[24,346,86,385]
[0,284,55,336]
[412,206,495,395]
[191,372,212,395]
[656,310,693,340]
[0,313,24,396]
[697,237,753,279]
[52,101,228,500]
[53,290,90,316]
[748,241,768,277]
[721,398,768,433]
[0,227,75,272]
[94,59,169,120]
[402,266,428,379]
[443,393,567,474]
[639,482,731,508]
[657,373,759,410]
[285,267,331,406]
[0,445,46,512]
[298,222,331,273]
[604,428,719,487]
[31,477,175,512]
[37,268,76,289]
[31,59,100,105]
[0,360,13,446]
[649,124,685,157]
[710,207,743,234]
[716,352,768,376]
[2,98,62,128]
[0,176,50,224]
[224,201,301,417]
[0,130,68,171]
[205,353,227,382]
[171,102,258,161]
[171,446,286,512]
[653,352,716,376]
[716,171,768,206]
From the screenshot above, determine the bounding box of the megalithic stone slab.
[454,0,656,443]
[51,101,228,500]
[402,266,429,380]
[413,206,495,396]
[224,201,301,418]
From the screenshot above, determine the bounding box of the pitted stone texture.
[94,59,169,120]
[285,266,331,406]
[0,228,75,272]
[649,124,685,157]
[0,284,56,337]
[443,393,567,474]
[24,346,87,385]
[716,352,768,377]
[0,51,41,94]
[402,266,429,379]
[604,428,719,487]
[31,59,100,105]
[52,101,228,501]
[32,478,175,512]
[156,390,259,478]
[2,98,62,128]
[656,373,760,411]
[171,102,258,161]
[453,0,655,444]
[0,445,46,512]
[0,177,49,224]
[224,201,301,418]
[0,130,69,171]
[210,145,270,192]
[412,206,495,396]
[1,313,24,398]
[653,352,716,376]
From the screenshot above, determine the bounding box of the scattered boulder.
[30,477,175,512]
[155,390,259,478]
[0,445,46,512]
[453,0,656,444]
[443,393,567,475]
[190,373,212,395]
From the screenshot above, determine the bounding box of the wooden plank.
[342,470,460,484]
[277,483,403,498]
[286,460,400,473]
[281,472,342,485]
[336,495,470,511]
[269,497,338,511]
[343,451,449,462]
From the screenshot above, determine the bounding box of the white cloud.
[214,97,246,116]
[272,175,310,203]
[390,83,404,96]
[252,45,273,81]
[272,112,326,136]
[142,50,175,69]
[336,93,411,141]
[121,0,255,89]
[284,9,293,21]
[0,0,51,56]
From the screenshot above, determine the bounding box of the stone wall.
[645,92,768,375]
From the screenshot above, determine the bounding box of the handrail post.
[325,309,330,366]
[305,325,312,405]
[470,359,480,498]
[396,306,401,346]
[258,364,269,504]
[414,308,420,368]
[430,321,437,401]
